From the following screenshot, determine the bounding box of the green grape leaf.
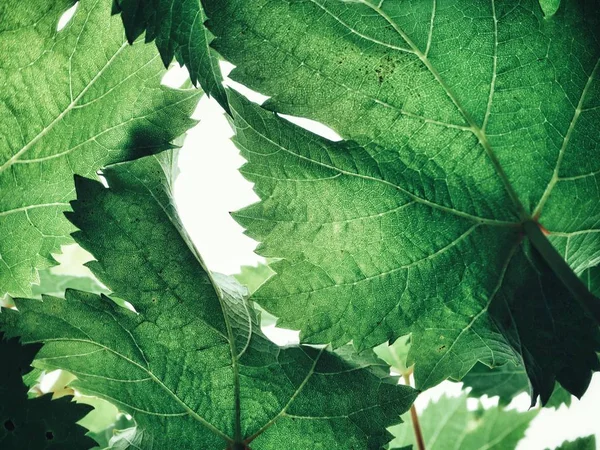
[234,263,275,296]
[205,0,600,403]
[0,153,416,449]
[389,393,538,450]
[550,436,597,450]
[0,0,200,298]
[226,89,600,404]
[461,362,571,408]
[112,0,227,110]
[0,333,96,449]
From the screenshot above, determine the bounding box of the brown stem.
[403,373,426,450]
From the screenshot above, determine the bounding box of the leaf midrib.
[243,347,326,444]
[129,161,244,441]
[417,242,520,389]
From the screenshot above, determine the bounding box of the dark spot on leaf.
[46,431,54,440]
[438,345,446,351]
[4,420,15,431]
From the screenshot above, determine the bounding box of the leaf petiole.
[403,373,426,450]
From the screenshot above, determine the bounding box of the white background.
[167,64,600,450]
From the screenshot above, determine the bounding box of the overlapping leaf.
[388,393,538,450]
[31,271,107,298]
[112,0,227,109]
[203,0,600,402]
[461,362,571,408]
[0,153,416,449]
[0,333,96,449]
[0,0,200,298]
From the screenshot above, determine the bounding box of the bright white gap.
[221,61,342,141]
[279,114,342,141]
[157,62,258,274]
[39,370,62,393]
[516,374,600,450]
[96,170,109,187]
[57,2,78,32]
[161,64,190,88]
[52,244,96,278]
[221,61,269,104]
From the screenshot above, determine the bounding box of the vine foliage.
[0,0,599,448]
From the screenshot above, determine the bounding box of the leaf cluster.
[1,0,599,448]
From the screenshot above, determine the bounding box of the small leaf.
[545,384,572,409]
[234,263,275,296]
[107,426,143,450]
[462,362,572,408]
[374,335,412,377]
[389,393,538,450]
[461,362,528,406]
